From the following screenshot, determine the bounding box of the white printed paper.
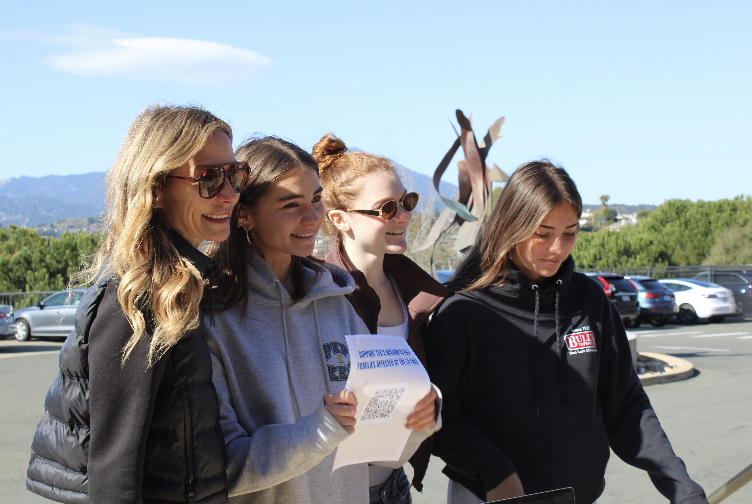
[358,382,409,426]
[332,335,431,471]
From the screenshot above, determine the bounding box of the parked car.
[0,304,17,338]
[583,273,640,325]
[624,276,677,327]
[658,279,736,323]
[13,289,87,341]
[692,270,751,317]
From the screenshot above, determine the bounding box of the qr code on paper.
[357,382,409,426]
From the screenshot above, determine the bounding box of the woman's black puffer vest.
[27,233,228,504]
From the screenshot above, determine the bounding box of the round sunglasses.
[340,192,419,221]
[167,162,251,199]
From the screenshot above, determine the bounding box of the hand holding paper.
[324,390,358,434]
[406,389,437,431]
[332,334,431,471]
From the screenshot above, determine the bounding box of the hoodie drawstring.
[312,300,333,395]
[555,279,566,405]
[533,280,566,414]
[531,284,541,416]
[276,280,303,418]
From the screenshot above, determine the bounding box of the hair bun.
[312,133,347,175]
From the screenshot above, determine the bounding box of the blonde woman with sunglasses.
[27,104,249,504]
[314,133,448,504]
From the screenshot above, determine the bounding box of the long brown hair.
[450,159,582,292]
[312,133,395,241]
[72,103,232,365]
[210,135,323,315]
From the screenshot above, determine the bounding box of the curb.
[638,352,695,386]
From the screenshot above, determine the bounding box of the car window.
[685,279,722,288]
[43,292,69,306]
[70,291,85,305]
[718,273,750,283]
[662,282,686,292]
[638,279,665,290]
[607,278,636,292]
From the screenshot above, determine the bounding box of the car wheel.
[709,316,725,323]
[650,317,668,327]
[629,317,641,328]
[15,319,31,341]
[677,305,698,324]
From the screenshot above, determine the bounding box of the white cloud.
[2,27,273,85]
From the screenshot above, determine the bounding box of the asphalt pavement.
[2,319,751,504]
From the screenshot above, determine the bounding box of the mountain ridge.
[0,164,459,228]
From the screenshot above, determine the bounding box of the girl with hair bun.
[314,133,449,504]
[203,135,438,504]
[426,160,708,504]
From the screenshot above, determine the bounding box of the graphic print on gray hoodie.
[205,252,435,504]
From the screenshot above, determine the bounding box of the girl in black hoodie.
[426,160,708,504]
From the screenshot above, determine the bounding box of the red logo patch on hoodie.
[565,330,597,353]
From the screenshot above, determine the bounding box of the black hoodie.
[426,257,708,504]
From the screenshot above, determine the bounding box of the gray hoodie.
[205,252,435,504]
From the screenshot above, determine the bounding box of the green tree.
[573,196,752,268]
[703,221,752,265]
[0,225,101,294]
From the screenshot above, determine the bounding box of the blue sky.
[1,0,750,206]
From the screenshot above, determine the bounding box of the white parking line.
[738,336,752,340]
[650,345,730,352]
[635,330,701,334]
[639,331,702,338]
[690,332,750,338]
[0,350,60,360]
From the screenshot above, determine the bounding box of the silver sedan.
[14,289,87,341]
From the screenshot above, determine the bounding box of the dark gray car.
[14,289,87,341]
[624,276,677,327]
[0,304,16,338]
[583,273,640,325]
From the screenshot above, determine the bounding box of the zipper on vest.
[182,387,196,502]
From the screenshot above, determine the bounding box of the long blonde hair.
[450,160,582,292]
[74,104,232,365]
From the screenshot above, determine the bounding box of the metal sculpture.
[414,109,507,272]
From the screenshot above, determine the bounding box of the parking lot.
[2,319,751,503]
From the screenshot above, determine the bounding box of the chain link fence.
[577,265,752,318]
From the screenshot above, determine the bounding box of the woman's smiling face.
[154,129,239,248]
[510,201,579,283]
[239,166,324,273]
[332,170,412,256]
